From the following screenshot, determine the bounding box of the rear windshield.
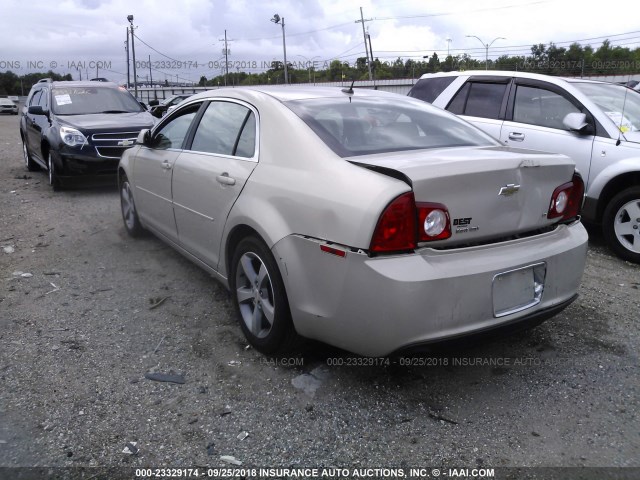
[51,86,144,115]
[285,95,497,157]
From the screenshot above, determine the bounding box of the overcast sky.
[1,0,638,84]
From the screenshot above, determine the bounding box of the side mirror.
[137,129,151,146]
[28,105,47,116]
[148,99,159,107]
[563,112,589,133]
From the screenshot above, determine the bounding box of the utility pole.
[270,14,288,84]
[367,29,375,80]
[148,54,153,87]
[355,7,373,80]
[219,30,234,86]
[128,15,138,97]
[446,37,452,57]
[125,28,130,88]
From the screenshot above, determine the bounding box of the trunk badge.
[499,184,521,196]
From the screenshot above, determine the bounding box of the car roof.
[56,81,122,88]
[190,85,400,103]
[43,80,123,89]
[418,70,615,87]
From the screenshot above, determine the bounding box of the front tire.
[47,153,61,191]
[120,175,145,237]
[229,236,298,354]
[602,187,640,264]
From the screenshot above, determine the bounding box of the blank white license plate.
[493,263,545,317]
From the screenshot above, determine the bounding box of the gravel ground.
[0,113,639,479]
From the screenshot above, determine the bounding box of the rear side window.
[408,77,455,103]
[447,82,507,119]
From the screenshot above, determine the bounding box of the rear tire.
[229,236,299,355]
[602,186,640,264]
[22,140,38,171]
[120,175,145,237]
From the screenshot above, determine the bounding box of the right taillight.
[548,172,584,221]
[370,193,452,253]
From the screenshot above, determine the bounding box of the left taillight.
[369,193,452,254]
[417,203,452,241]
[548,172,584,221]
[370,192,418,253]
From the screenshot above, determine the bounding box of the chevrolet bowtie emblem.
[118,140,134,147]
[498,184,521,196]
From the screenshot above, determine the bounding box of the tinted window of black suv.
[20,80,155,190]
[51,86,144,115]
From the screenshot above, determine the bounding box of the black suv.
[20,79,155,189]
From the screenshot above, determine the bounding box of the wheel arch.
[596,171,640,223]
[224,224,265,281]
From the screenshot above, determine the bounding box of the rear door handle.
[216,173,236,186]
[508,132,525,141]
[161,160,172,170]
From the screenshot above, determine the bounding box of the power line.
[133,33,181,63]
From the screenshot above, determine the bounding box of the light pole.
[297,55,320,84]
[466,35,505,70]
[125,29,130,88]
[271,14,288,84]
[127,15,138,97]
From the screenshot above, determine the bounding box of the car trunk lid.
[351,145,577,247]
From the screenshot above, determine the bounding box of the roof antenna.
[616,76,631,146]
[342,79,355,95]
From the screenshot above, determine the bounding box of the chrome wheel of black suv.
[47,153,61,190]
[22,140,38,171]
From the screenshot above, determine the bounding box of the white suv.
[409,71,640,263]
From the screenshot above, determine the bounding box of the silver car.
[118,86,588,357]
[410,71,640,264]
[0,98,18,115]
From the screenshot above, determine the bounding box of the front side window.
[513,85,581,130]
[29,90,42,107]
[151,105,199,150]
[191,101,256,157]
[38,88,49,109]
[286,96,498,157]
[448,82,507,119]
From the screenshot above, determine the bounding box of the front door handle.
[216,173,236,186]
[161,160,172,170]
[508,132,525,141]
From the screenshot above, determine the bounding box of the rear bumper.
[273,221,588,357]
